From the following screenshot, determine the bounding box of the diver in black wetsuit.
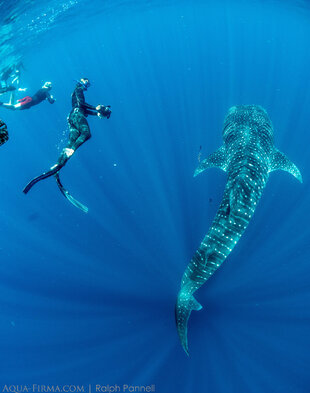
[0,81,55,110]
[23,78,111,212]
[57,78,111,167]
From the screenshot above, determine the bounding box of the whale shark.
[175,105,302,355]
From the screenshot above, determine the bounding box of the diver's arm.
[57,133,89,167]
[46,91,55,104]
[82,102,97,110]
[86,106,112,118]
[85,109,98,116]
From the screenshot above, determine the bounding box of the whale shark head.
[223,105,274,145]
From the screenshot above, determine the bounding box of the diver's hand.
[96,105,111,119]
[96,104,104,118]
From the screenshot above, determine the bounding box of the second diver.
[0,81,55,110]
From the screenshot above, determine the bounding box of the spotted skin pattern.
[175,105,302,355]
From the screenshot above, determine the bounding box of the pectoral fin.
[269,149,302,183]
[194,146,227,177]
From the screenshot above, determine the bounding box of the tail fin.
[175,290,202,355]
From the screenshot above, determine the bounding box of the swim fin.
[23,164,63,194]
[55,173,88,213]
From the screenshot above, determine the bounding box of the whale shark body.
[175,105,302,355]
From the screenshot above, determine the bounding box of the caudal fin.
[175,291,202,355]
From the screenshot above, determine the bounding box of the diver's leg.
[68,127,91,151]
[0,102,18,110]
[24,120,71,194]
[57,113,91,166]
[57,126,80,167]
[67,114,91,151]
[24,115,77,194]
[67,126,81,148]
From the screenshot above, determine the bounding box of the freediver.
[23,78,111,211]
[56,78,111,168]
[0,81,55,110]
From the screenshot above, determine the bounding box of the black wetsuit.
[18,88,55,110]
[57,85,97,166]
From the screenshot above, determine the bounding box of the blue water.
[0,0,309,391]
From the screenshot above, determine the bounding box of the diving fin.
[55,173,88,213]
[23,164,64,194]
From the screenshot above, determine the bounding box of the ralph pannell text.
[95,385,155,392]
